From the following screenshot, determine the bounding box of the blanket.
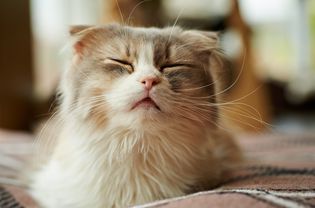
[0,130,314,208]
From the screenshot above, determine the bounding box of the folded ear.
[182,30,229,94]
[195,31,220,44]
[183,30,226,65]
[69,25,94,58]
[182,30,220,50]
[69,25,92,36]
[192,30,219,42]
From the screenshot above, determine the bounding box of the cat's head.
[60,24,226,130]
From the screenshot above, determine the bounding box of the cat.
[28,24,241,208]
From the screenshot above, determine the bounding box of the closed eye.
[109,58,132,66]
[105,58,134,73]
[160,63,193,72]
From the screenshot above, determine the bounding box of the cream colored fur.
[29,25,240,208]
[31,117,226,207]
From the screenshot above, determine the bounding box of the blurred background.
[0,0,315,134]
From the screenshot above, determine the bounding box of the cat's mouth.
[132,97,160,111]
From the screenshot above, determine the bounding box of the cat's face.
[62,24,224,129]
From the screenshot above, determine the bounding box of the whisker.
[219,106,273,129]
[127,0,151,25]
[115,0,125,25]
[218,102,263,120]
[208,48,247,98]
[167,90,275,132]
[214,84,262,104]
[177,82,216,92]
[167,8,184,43]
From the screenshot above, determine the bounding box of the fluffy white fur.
[31,118,223,207]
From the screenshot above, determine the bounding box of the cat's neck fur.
[39,114,219,207]
[54,112,211,164]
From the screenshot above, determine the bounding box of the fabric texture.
[0,186,23,208]
[0,129,314,208]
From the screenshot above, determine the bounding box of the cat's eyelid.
[105,58,134,72]
[107,58,133,67]
[160,63,193,71]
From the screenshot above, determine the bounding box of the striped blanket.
[0,130,314,208]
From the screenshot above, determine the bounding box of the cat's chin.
[132,106,161,116]
[131,97,161,111]
[129,104,162,122]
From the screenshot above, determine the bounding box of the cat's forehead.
[83,25,190,64]
[114,26,182,65]
[75,24,217,66]
[73,24,217,51]
[110,25,184,48]
[119,25,182,39]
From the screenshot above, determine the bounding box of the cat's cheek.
[104,89,138,113]
[108,77,143,109]
[86,103,109,128]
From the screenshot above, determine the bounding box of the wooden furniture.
[0,0,33,131]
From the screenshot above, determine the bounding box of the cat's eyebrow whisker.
[127,0,151,25]
[167,7,184,43]
[115,0,125,25]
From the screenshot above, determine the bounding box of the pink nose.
[140,76,160,90]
